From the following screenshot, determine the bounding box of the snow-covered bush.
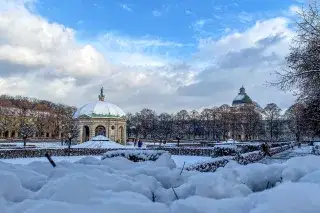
[233,151,264,165]
[184,157,232,172]
[212,146,238,157]
[237,144,260,153]
[101,150,167,162]
[154,142,291,157]
[0,148,128,159]
[311,145,320,155]
[185,145,292,172]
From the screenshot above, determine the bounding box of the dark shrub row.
[184,145,292,172]
[184,157,232,172]
[311,145,320,155]
[153,142,291,157]
[101,150,167,162]
[0,148,135,159]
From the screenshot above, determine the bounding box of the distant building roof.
[232,86,253,106]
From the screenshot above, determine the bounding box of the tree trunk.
[23,138,27,147]
[68,138,72,156]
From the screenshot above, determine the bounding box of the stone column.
[123,125,127,145]
[78,124,83,143]
[90,124,96,140]
[107,120,110,138]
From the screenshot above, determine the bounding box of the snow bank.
[1,154,320,212]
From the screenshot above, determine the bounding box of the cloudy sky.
[0,0,305,113]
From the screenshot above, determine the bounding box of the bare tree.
[200,108,212,140]
[62,118,79,153]
[240,105,263,141]
[19,122,36,146]
[136,108,157,139]
[189,110,199,139]
[272,1,320,102]
[218,104,231,141]
[34,112,48,138]
[285,103,307,142]
[0,107,14,138]
[263,103,282,142]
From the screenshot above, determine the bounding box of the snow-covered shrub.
[184,157,232,172]
[233,151,264,165]
[0,148,131,159]
[237,144,260,153]
[153,142,291,157]
[212,146,238,157]
[185,145,292,172]
[101,150,167,162]
[270,145,291,155]
[311,145,320,155]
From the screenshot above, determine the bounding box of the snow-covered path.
[259,145,312,164]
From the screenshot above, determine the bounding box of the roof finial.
[98,87,105,101]
[239,85,245,94]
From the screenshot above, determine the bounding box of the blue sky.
[0,0,304,112]
[34,0,299,50]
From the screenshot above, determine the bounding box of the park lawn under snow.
[1,153,320,212]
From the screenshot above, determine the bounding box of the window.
[111,125,115,130]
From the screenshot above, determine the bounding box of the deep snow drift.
[1,153,320,213]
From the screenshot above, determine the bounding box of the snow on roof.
[73,138,125,149]
[233,94,245,101]
[90,135,110,141]
[73,101,125,119]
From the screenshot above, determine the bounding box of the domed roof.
[232,86,253,106]
[73,87,125,119]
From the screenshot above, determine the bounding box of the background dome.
[73,101,125,119]
[232,86,253,106]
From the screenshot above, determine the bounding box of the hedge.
[184,145,292,172]
[0,148,132,159]
[311,145,320,155]
[153,142,291,157]
[0,142,293,160]
[101,149,167,162]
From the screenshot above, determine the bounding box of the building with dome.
[232,86,253,106]
[228,86,263,141]
[73,88,126,144]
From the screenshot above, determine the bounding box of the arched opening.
[119,126,124,143]
[95,125,106,136]
[83,126,90,142]
[4,131,9,138]
[11,131,15,138]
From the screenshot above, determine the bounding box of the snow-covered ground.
[73,135,126,149]
[1,153,320,212]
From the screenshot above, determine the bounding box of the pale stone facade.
[76,117,126,144]
[73,88,127,144]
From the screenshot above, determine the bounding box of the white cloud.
[152,4,170,17]
[185,9,194,16]
[238,11,253,23]
[119,3,133,12]
[0,2,108,77]
[152,10,162,17]
[0,1,297,113]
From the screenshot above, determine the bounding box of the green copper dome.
[232,86,253,106]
